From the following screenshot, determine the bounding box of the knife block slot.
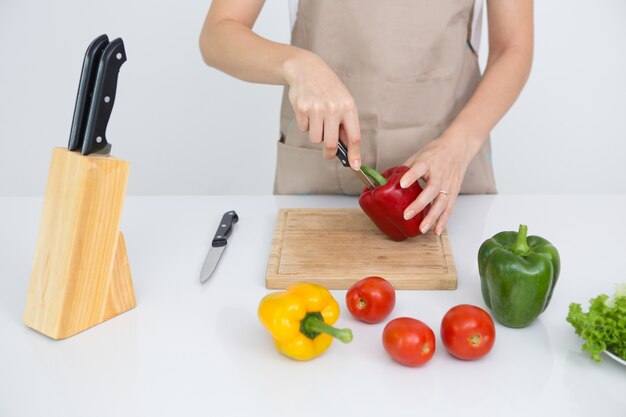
[24,147,136,339]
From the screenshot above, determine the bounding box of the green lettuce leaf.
[566,284,626,363]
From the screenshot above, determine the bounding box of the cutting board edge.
[265,273,457,290]
[265,208,289,283]
[441,230,457,276]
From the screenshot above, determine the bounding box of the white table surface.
[1,194,625,417]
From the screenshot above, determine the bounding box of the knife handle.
[82,38,127,155]
[68,34,109,151]
[336,139,350,167]
[212,211,239,247]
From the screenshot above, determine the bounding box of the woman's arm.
[199,0,362,167]
[446,0,534,155]
[401,0,534,235]
[200,0,296,85]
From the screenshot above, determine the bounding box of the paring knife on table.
[200,211,239,283]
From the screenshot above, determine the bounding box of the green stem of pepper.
[511,224,531,256]
[360,165,388,187]
[301,312,353,343]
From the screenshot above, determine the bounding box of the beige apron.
[274,0,497,195]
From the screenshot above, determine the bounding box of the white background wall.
[1,0,625,196]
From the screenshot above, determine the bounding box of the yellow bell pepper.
[258,282,353,360]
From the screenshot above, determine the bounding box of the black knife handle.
[68,34,109,151]
[82,38,127,155]
[336,139,350,167]
[212,211,239,247]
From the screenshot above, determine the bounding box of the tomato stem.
[468,334,481,346]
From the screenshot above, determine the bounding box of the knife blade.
[336,139,376,190]
[82,38,127,155]
[68,34,109,151]
[200,210,239,283]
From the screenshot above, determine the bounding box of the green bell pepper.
[478,225,560,328]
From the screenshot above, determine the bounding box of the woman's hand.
[283,52,362,170]
[200,1,361,170]
[400,134,474,236]
[396,0,533,236]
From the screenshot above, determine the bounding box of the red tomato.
[440,304,495,360]
[382,317,435,367]
[346,276,396,323]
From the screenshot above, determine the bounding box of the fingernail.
[352,159,361,170]
[435,227,442,236]
[420,223,430,234]
[400,179,408,189]
[404,209,415,220]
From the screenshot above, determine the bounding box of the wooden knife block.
[24,148,136,339]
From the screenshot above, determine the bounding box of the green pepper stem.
[511,224,531,256]
[360,165,387,187]
[302,314,353,343]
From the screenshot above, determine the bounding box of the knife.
[68,34,109,151]
[82,37,127,155]
[336,139,376,190]
[200,210,239,283]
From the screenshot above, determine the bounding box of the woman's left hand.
[399,134,474,236]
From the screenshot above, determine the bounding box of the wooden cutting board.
[265,208,457,290]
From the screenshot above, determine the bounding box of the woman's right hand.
[282,52,362,170]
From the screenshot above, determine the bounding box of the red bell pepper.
[358,165,425,241]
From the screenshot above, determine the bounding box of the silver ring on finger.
[439,190,449,197]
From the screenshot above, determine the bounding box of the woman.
[199,0,533,236]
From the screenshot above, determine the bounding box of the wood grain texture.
[103,232,136,322]
[24,148,135,339]
[266,209,457,290]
